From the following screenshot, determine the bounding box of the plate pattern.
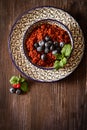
[9,7,84,82]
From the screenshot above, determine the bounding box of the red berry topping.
[12,83,21,89]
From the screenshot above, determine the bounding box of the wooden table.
[0,0,87,130]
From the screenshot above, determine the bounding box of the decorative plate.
[8,6,84,82]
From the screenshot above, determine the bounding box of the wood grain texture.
[0,0,87,130]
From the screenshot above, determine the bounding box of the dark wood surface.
[0,0,87,130]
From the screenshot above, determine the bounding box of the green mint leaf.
[19,77,25,83]
[54,53,63,60]
[54,60,60,70]
[54,57,67,70]
[61,57,67,65]
[9,76,19,84]
[61,44,72,57]
[59,60,64,67]
[20,81,28,92]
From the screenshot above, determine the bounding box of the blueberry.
[44,48,50,53]
[60,42,64,47]
[45,42,50,48]
[16,89,22,95]
[9,87,16,94]
[47,41,53,46]
[37,46,43,52]
[50,45,55,51]
[45,41,52,48]
[34,43,39,48]
[45,42,48,48]
[57,47,61,53]
[41,54,46,60]
[44,35,51,41]
[38,40,45,47]
[54,41,59,47]
[52,50,58,55]
[54,41,58,44]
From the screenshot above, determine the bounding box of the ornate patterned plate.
[8,7,84,82]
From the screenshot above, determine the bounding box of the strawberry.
[12,83,21,89]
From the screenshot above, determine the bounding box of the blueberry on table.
[34,43,39,48]
[60,42,64,48]
[16,89,22,95]
[41,54,46,60]
[9,87,16,94]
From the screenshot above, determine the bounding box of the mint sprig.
[61,44,72,57]
[10,76,20,84]
[54,44,72,70]
[20,82,28,92]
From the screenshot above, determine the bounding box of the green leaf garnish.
[54,59,66,70]
[20,81,28,92]
[54,53,64,60]
[53,44,72,70]
[19,77,25,83]
[62,57,67,65]
[61,44,72,57]
[9,76,20,84]
[59,60,64,67]
[54,60,60,70]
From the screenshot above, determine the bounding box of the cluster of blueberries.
[9,86,22,95]
[34,35,64,60]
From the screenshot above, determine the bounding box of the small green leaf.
[54,57,67,70]
[20,82,28,92]
[53,44,72,70]
[54,60,60,70]
[54,53,63,60]
[61,44,72,57]
[59,60,64,67]
[19,77,25,83]
[9,76,19,84]
[61,57,67,65]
